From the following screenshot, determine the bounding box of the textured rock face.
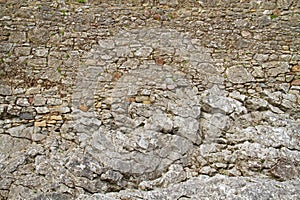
[0,0,300,199]
[78,175,300,200]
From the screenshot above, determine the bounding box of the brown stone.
[50,115,63,121]
[155,57,165,65]
[142,100,151,105]
[153,14,161,21]
[291,79,300,86]
[34,121,47,127]
[79,104,88,112]
[291,65,300,72]
[128,97,135,103]
[113,72,122,79]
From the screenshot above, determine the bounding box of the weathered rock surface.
[78,175,300,200]
[0,0,299,199]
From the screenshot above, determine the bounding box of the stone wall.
[0,0,300,199]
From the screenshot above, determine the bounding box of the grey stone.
[47,98,62,106]
[115,46,132,57]
[34,47,48,57]
[245,97,269,111]
[19,112,34,120]
[13,88,26,95]
[28,28,50,44]
[254,53,269,62]
[16,98,30,107]
[201,87,247,115]
[33,95,46,106]
[190,52,211,62]
[7,105,21,116]
[0,104,6,115]
[35,107,49,114]
[277,0,294,9]
[9,32,26,43]
[100,170,123,183]
[173,116,201,144]
[263,62,290,77]
[229,91,246,102]
[226,66,254,83]
[98,40,115,49]
[134,46,153,57]
[14,47,31,56]
[0,42,13,53]
[27,58,47,67]
[50,106,70,114]
[6,125,32,139]
[144,113,173,133]
[0,85,12,96]
[41,68,61,82]
[25,86,41,95]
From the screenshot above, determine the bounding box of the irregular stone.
[0,104,6,115]
[100,170,123,183]
[254,54,269,62]
[201,87,247,115]
[144,113,173,133]
[19,112,34,120]
[0,134,29,154]
[28,28,50,44]
[35,107,49,114]
[229,91,246,102]
[196,63,221,75]
[47,98,62,106]
[16,98,30,107]
[27,58,47,67]
[245,97,269,111]
[291,65,300,72]
[34,47,48,57]
[14,47,31,56]
[263,62,290,77]
[134,46,153,57]
[41,68,61,82]
[0,42,13,53]
[25,86,41,95]
[79,104,88,112]
[33,95,46,106]
[98,40,115,49]
[7,105,21,116]
[13,88,26,95]
[34,121,47,127]
[202,112,230,142]
[190,52,211,62]
[0,85,12,96]
[50,115,63,121]
[9,32,26,43]
[291,79,300,86]
[139,164,186,190]
[6,125,31,139]
[31,193,72,200]
[173,116,201,144]
[115,46,132,57]
[31,133,47,142]
[252,67,265,78]
[50,106,71,114]
[226,66,254,83]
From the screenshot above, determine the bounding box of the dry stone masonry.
[0,0,300,199]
